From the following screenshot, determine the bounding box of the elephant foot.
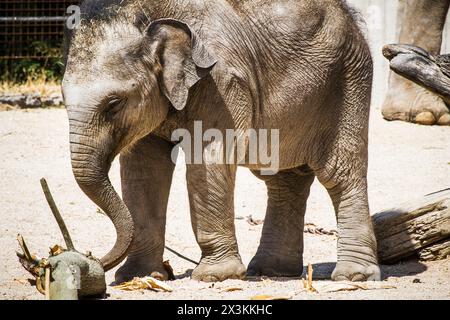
[382,81,450,126]
[115,258,168,284]
[332,261,381,282]
[191,257,246,282]
[247,254,303,277]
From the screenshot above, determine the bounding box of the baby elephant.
[63,0,380,283]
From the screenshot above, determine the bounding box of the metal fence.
[0,0,80,59]
[1,0,449,102]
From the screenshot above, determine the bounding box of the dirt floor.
[0,105,449,300]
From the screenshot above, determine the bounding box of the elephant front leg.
[115,135,175,283]
[247,168,315,277]
[186,164,246,282]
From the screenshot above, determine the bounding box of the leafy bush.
[0,41,64,83]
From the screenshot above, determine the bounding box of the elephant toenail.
[415,111,436,125]
[438,113,450,125]
[351,274,366,282]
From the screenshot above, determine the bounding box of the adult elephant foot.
[382,44,450,126]
[381,0,450,126]
[332,261,381,282]
[191,257,246,282]
[247,254,303,277]
[382,80,450,126]
[115,257,169,284]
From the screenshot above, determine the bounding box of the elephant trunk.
[69,120,134,272]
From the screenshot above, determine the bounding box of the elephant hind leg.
[314,152,380,282]
[114,134,175,284]
[247,167,315,277]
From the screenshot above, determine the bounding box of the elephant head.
[62,17,216,271]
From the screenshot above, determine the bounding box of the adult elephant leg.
[382,0,450,125]
[115,134,175,283]
[247,168,315,277]
[187,163,246,282]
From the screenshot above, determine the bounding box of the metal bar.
[0,17,67,22]
[0,56,60,60]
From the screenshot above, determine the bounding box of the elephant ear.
[145,19,217,110]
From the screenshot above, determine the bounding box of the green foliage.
[0,41,64,83]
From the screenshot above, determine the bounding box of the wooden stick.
[308,263,313,288]
[45,267,51,300]
[17,234,33,261]
[16,234,41,277]
[40,178,75,251]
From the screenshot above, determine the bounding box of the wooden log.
[372,189,450,264]
[418,238,450,261]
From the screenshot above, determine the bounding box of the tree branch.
[40,178,75,251]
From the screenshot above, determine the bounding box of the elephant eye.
[104,96,127,119]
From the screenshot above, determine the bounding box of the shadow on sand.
[173,258,428,282]
[309,259,428,281]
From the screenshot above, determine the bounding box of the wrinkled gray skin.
[383,44,450,105]
[63,0,380,283]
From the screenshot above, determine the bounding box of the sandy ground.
[0,105,449,300]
